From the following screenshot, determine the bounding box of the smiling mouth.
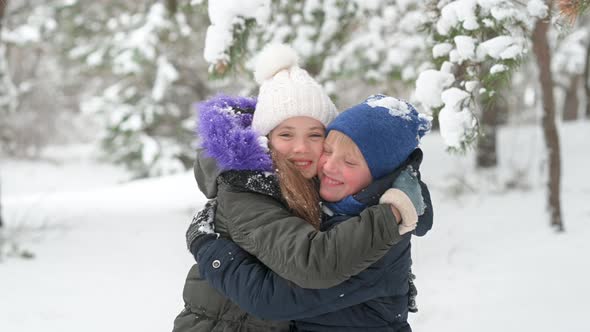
[322,175,343,185]
[292,160,312,168]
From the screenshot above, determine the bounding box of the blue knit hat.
[326,94,432,180]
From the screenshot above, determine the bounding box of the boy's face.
[269,116,325,179]
[318,131,372,202]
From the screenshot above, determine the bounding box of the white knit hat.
[251,44,338,136]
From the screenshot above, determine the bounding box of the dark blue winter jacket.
[195,151,432,331]
[197,235,412,331]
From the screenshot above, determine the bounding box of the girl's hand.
[390,205,402,224]
[379,188,417,235]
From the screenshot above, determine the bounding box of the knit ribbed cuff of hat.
[379,188,418,235]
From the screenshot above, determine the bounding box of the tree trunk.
[0,0,6,26]
[0,177,3,228]
[532,3,565,232]
[562,75,580,121]
[0,0,6,229]
[476,92,504,168]
[165,0,177,15]
[585,39,590,118]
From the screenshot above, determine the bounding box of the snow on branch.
[414,0,548,151]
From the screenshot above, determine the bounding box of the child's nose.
[323,157,336,172]
[292,139,307,153]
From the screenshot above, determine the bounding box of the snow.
[366,95,412,120]
[203,24,234,64]
[490,63,508,74]
[2,121,590,331]
[2,25,41,45]
[464,80,478,92]
[527,0,549,19]
[454,35,477,63]
[476,36,522,60]
[414,69,455,109]
[436,0,478,36]
[203,0,269,64]
[439,87,474,148]
[433,43,453,58]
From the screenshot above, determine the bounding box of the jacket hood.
[194,95,273,197]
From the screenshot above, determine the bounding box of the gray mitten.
[392,167,425,216]
[186,199,219,251]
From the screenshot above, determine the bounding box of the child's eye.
[279,133,293,138]
[345,160,357,166]
[308,133,323,141]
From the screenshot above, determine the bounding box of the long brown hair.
[271,150,322,229]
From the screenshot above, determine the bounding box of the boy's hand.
[379,188,418,235]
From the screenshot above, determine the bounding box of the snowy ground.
[1,121,589,332]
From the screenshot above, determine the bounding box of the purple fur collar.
[196,95,273,172]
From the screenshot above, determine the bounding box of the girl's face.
[318,130,372,202]
[269,116,325,179]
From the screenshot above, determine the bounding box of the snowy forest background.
[1,0,589,331]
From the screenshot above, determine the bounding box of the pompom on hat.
[252,44,338,135]
[326,94,432,180]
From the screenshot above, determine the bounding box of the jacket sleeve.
[196,238,398,321]
[217,189,402,289]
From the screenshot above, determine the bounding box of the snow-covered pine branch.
[414,0,548,151]
[202,0,431,89]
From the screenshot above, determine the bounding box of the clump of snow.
[203,25,234,64]
[2,25,41,45]
[464,80,478,92]
[257,136,269,152]
[440,61,454,74]
[436,0,479,36]
[439,87,474,148]
[415,70,455,109]
[454,35,477,63]
[366,95,412,120]
[490,63,508,74]
[476,35,523,60]
[527,0,548,19]
[433,43,454,58]
[204,0,270,64]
